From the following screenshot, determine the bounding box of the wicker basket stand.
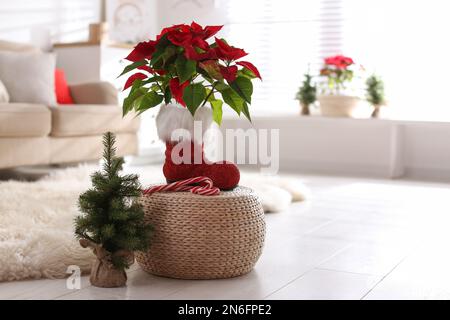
[136,186,265,279]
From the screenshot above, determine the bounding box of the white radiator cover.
[219,116,450,181]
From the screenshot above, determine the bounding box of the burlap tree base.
[80,239,134,288]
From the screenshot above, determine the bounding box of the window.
[222,0,338,115]
[342,0,450,121]
[221,0,450,121]
[0,0,101,44]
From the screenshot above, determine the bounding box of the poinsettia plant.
[118,22,261,125]
[320,55,355,94]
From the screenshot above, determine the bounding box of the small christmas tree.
[296,73,317,115]
[366,74,386,118]
[366,74,385,106]
[75,132,152,279]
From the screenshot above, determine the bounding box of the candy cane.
[142,176,220,196]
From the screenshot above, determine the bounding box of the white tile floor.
[1,173,450,300]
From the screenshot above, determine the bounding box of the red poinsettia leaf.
[137,65,166,75]
[190,21,203,32]
[219,65,238,83]
[125,41,156,62]
[184,45,200,61]
[324,55,354,69]
[169,78,189,107]
[204,25,223,39]
[324,56,336,65]
[159,24,187,36]
[236,61,261,79]
[123,73,147,90]
[215,37,230,51]
[184,45,217,61]
[190,22,222,40]
[138,65,155,73]
[191,37,209,50]
[214,37,248,61]
[167,30,192,46]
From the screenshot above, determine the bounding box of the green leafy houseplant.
[295,73,316,115]
[118,22,261,125]
[74,132,152,287]
[366,74,386,118]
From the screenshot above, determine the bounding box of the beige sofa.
[0,41,139,169]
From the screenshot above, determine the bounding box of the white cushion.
[0,52,56,106]
[0,79,9,103]
[49,104,140,137]
[0,103,51,137]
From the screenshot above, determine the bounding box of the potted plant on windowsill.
[318,55,359,117]
[295,73,316,115]
[366,74,386,118]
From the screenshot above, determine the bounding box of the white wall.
[401,123,450,180]
[107,0,158,43]
[0,0,100,46]
[155,0,226,29]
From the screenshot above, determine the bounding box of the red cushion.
[54,69,74,104]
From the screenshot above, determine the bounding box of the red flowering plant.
[320,55,355,94]
[118,22,261,124]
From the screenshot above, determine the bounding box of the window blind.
[221,0,345,113]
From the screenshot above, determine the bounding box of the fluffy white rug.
[0,165,309,282]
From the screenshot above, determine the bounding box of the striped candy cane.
[142,176,220,196]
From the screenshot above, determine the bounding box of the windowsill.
[222,110,450,125]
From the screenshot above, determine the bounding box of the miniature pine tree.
[366,74,386,107]
[74,132,153,269]
[296,73,317,115]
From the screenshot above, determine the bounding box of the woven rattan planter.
[136,186,265,279]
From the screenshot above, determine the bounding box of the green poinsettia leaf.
[241,101,252,122]
[164,89,172,104]
[214,81,229,91]
[196,66,213,83]
[129,78,144,94]
[142,76,164,85]
[118,60,147,78]
[210,99,223,125]
[220,88,244,115]
[183,83,206,116]
[230,76,253,104]
[149,34,169,67]
[123,85,148,116]
[133,91,164,115]
[150,50,164,69]
[176,55,196,83]
[237,68,257,80]
[162,46,177,65]
[199,61,223,81]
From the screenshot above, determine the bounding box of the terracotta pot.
[300,103,310,116]
[318,95,359,117]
